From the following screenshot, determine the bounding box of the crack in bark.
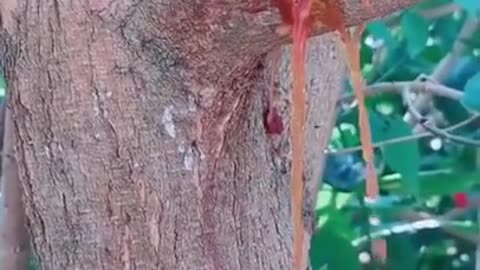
[173,215,179,267]
[121,220,132,270]
[193,74,257,269]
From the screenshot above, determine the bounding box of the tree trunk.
[0,0,420,269]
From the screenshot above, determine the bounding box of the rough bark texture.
[0,0,421,269]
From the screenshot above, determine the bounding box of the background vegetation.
[315,0,480,269]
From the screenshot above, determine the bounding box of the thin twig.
[338,80,463,104]
[421,3,461,21]
[431,18,479,81]
[400,210,479,245]
[399,199,480,246]
[404,18,479,127]
[385,3,461,26]
[328,114,479,155]
[404,82,480,147]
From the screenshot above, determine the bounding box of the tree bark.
[0,0,421,269]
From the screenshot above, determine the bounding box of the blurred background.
[316,0,480,269]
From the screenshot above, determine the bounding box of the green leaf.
[413,0,452,10]
[370,113,420,195]
[316,188,353,211]
[366,92,404,115]
[360,41,373,68]
[401,11,429,57]
[419,170,480,196]
[455,0,480,15]
[339,123,360,147]
[386,235,419,270]
[345,195,414,222]
[367,21,396,48]
[310,214,360,270]
[316,187,354,228]
[435,96,470,127]
[461,72,480,112]
[382,170,480,197]
[432,16,465,53]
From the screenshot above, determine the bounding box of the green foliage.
[367,21,396,48]
[370,113,420,195]
[313,0,480,269]
[455,0,480,15]
[461,72,480,112]
[386,235,419,270]
[401,11,430,57]
[310,217,361,270]
[312,188,360,270]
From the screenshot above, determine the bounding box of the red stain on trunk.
[272,0,313,269]
[271,0,294,25]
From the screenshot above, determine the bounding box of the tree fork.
[1,1,421,269]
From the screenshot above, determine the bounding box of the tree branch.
[264,0,423,42]
[329,114,479,155]
[129,0,424,84]
[404,83,480,147]
[338,80,463,104]
[402,18,479,129]
[385,2,461,26]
